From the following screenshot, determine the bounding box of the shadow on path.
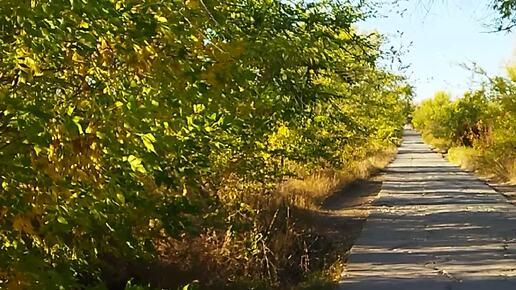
[322,179,383,210]
[340,129,516,290]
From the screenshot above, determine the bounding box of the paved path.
[340,129,516,290]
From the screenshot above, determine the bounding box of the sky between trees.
[360,0,516,101]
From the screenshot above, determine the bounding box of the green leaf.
[57,216,68,224]
[314,115,328,123]
[116,192,126,204]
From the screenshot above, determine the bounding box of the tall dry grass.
[421,133,453,153]
[141,147,398,289]
[279,147,396,209]
[448,146,516,184]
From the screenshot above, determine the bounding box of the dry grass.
[278,147,396,209]
[448,146,516,184]
[421,133,453,153]
[270,147,397,288]
[130,147,397,290]
[419,131,515,184]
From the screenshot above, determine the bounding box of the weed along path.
[339,129,516,290]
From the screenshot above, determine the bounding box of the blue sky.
[358,0,516,101]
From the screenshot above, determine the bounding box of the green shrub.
[413,66,516,182]
[0,0,411,288]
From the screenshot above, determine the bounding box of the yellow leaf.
[260,152,271,160]
[193,104,205,114]
[72,51,84,62]
[186,0,199,9]
[34,145,43,156]
[96,131,105,139]
[67,106,75,116]
[127,155,146,173]
[85,123,94,134]
[73,116,84,134]
[99,38,109,50]
[79,20,89,29]
[12,215,34,235]
[155,15,167,23]
[141,133,156,153]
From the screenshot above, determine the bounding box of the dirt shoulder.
[295,174,385,289]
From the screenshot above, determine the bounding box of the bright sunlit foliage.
[0,0,412,288]
[412,66,516,181]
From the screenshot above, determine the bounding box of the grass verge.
[419,132,515,184]
[279,147,396,209]
[107,147,397,290]
[448,146,516,184]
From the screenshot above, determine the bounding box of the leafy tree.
[412,91,454,140]
[0,0,411,288]
[413,64,515,164]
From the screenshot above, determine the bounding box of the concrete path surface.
[340,129,516,290]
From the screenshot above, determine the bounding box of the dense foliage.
[0,0,411,288]
[412,68,515,181]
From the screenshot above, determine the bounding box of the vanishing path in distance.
[340,129,516,290]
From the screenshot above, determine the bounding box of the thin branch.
[199,0,220,26]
